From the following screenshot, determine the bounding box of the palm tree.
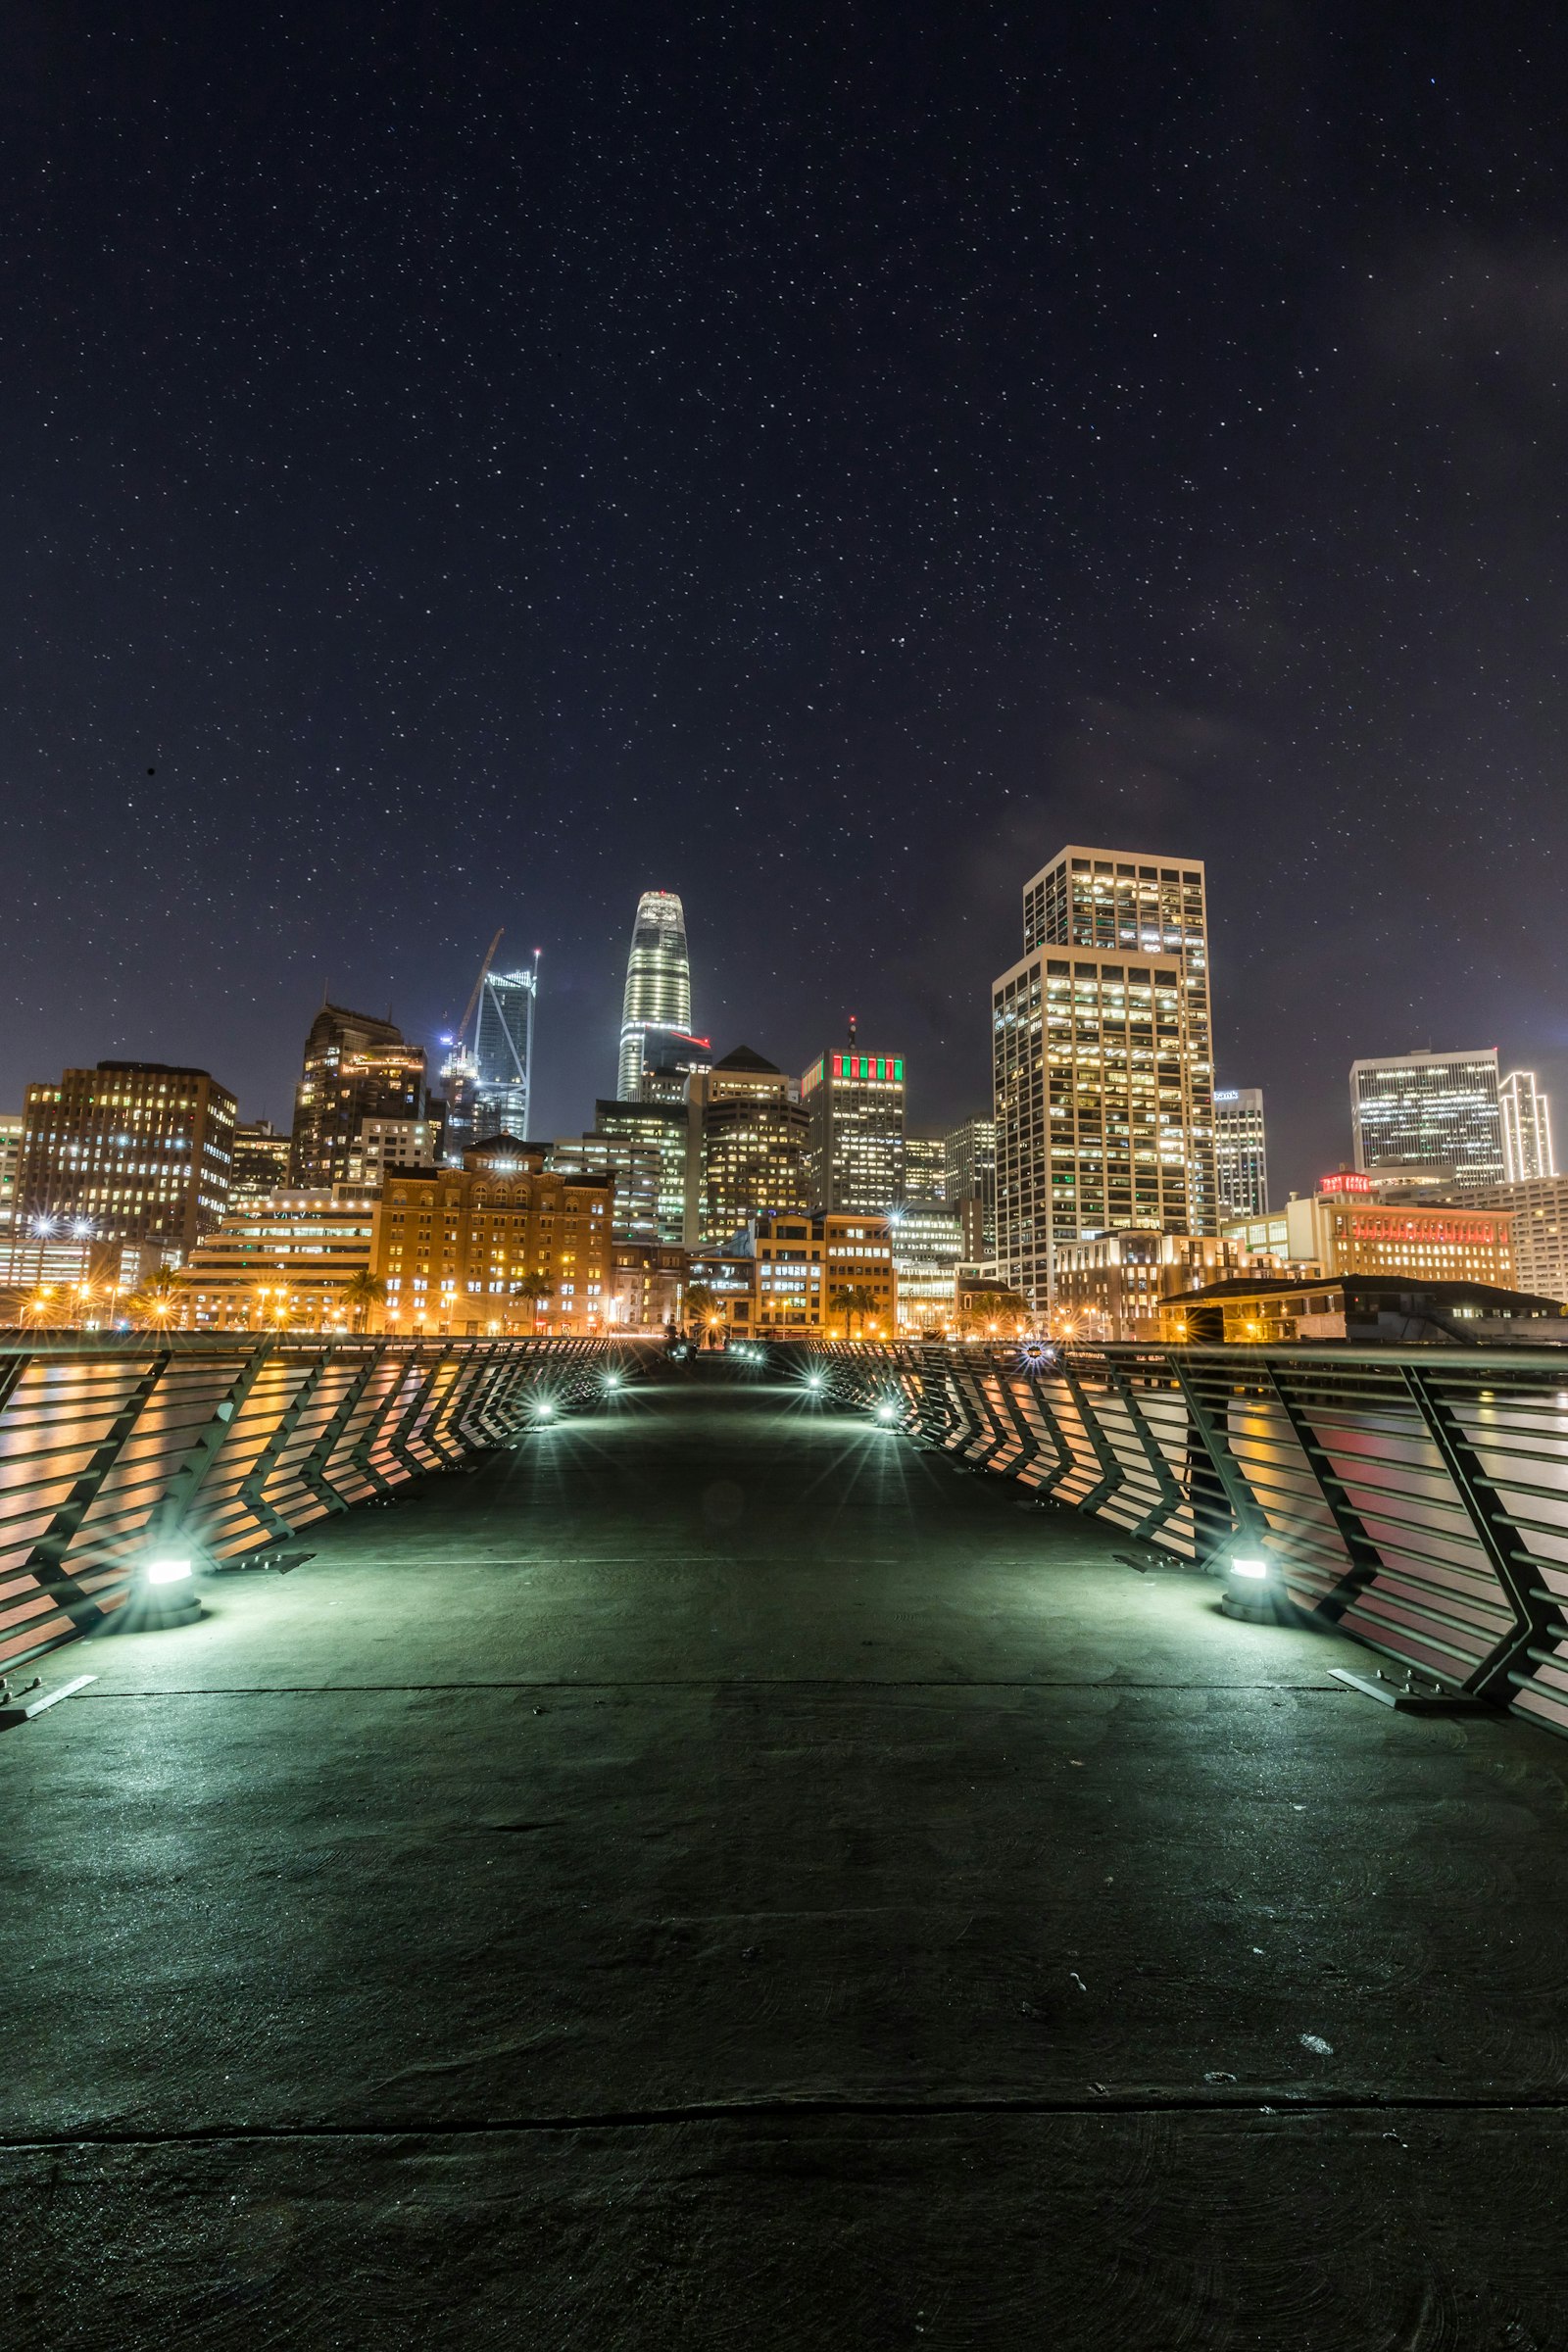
[958,1288,1029,1338]
[341,1268,387,1333]
[829,1283,877,1340]
[510,1272,553,1329]
[684,1280,714,1323]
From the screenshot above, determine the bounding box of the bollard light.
[807,1373,823,1393]
[875,1400,898,1423]
[604,1371,621,1391]
[1221,1550,1282,1623]
[131,1552,202,1630]
[146,1557,194,1587]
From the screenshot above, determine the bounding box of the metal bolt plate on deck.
[0,1673,97,1729]
[1329,1666,1484,1713]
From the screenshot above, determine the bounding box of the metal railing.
[799,1339,1568,1740]
[0,1333,645,1673]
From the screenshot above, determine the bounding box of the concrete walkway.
[5,1359,1568,2348]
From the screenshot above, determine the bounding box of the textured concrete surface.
[5,1357,1568,2348]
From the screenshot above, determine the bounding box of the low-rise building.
[1054,1230,1241,1341]
[370,1139,613,1335]
[1224,1174,1513,1288]
[609,1241,688,1331]
[1459,1174,1568,1304]
[748,1211,896,1337]
[183,1191,376,1329]
[1162,1274,1568,1348]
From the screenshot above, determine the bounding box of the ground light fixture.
[132,1554,203,1631]
[1220,1550,1284,1624]
[603,1370,621,1391]
[806,1372,824,1394]
[875,1398,899,1423]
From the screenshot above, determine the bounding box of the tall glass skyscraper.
[471,958,539,1141]
[617,892,693,1100]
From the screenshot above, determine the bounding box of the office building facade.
[617,891,695,1100]
[291,1005,427,1188]
[1349,1048,1504,1191]
[0,1112,23,1236]
[889,1200,962,1329]
[943,1115,997,1258]
[548,1131,663,1246]
[1500,1070,1555,1185]
[801,1046,906,1215]
[1461,1174,1568,1303]
[693,1048,810,1242]
[1214,1087,1268,1217]
[747,1210,897,1337]
[994,846,1216,1313]
[596,1098,695,1246]
[902,1133,946,1200]
[1053,1229,1238,1342]
[17,1060,236,1260]
[231,1119,294,1203]
[183,1192,376,1329]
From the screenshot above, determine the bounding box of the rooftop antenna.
[848,1012,857,1051]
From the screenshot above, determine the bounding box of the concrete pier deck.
[5,1359,1567,2346]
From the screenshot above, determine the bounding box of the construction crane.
[450,929,504,1054]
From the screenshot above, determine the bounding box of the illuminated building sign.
[1317,1172,1377,1195]
[1347,1214,1501,1247]
[831,1054,905,1083]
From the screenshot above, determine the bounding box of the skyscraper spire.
[617,891,693,1100]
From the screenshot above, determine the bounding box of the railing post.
[1168,1355,1270,1563]
[296,1344,391,1515]
[1401,1366,1548,1702]
[1265,1364,1385,1622]
[13,1349,172,1635]
[1057,1356,1126,1515]
[1102,1360,1186,1544]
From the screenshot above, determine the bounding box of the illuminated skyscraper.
[291,1005,425,1187]
[994,846,1216,1313]
[1349,1049,1504,1190]
[617,892,693,1100]
[471,956,539,1142]
[801,1040,906,1214]
[1214,1087,1268,1216]
[1500,1069,1555,1183]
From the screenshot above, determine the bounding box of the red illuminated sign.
[1317,1172,1376,1195]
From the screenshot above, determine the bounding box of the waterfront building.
[1214,1087,1268,1217]
[182,1191,376,1330]
[471,957,539,1141]
[368,1142,612,1335]
[889,1200,962,1330]
[693,1048,810,1242]
[17,1059,236,1262]
[1164,1273,1563,1348]
[747,1210,896,1337]
[943,1115,997,1258]
[994,846,1216,1314]
[1500,1070,1555,1185]
[902,1133,947,1200]
[617,891,695,1100]
[231,1119,293,1203]
[800,1039,906,1214]
[291,1005,426,1188]
[1349,1048,1504,1191]
[1053,1230,1239,1342]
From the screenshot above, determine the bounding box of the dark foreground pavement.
[5,1360,1568,2348]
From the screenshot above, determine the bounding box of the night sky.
[7,4,1568,1194]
